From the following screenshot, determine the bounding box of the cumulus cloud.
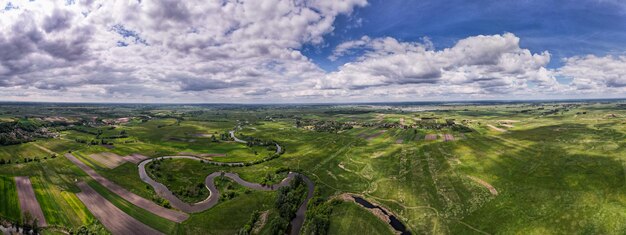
[319,33,559,96]
[558,55,626,91]
[0,0,366,102]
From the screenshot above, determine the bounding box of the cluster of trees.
[295,119,353,133]
[267,175,307,234]
[69,222,108,235]
[215,176,245,202]
[219,132,232,141]
[173,183,206,201]
[239,135,278,149]
[302,199,340,235]
[0,154,56,165]
[73,138,115,146]
[260,167,291,186]
[151,194,171,209]
[70,126,128,145]
[0,119,55,146]
[2,212,41,234]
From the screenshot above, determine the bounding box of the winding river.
[138,131,311,234]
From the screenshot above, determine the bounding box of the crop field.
[31,176,94,227]
[0,176,20,221]
[0,101,625,234]
[0,142,50,162]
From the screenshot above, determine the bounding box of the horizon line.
[0,97,624,106]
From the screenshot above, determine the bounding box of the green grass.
[178,191,275,234]
[0,142,50,162]
[0,175,20,221]
[31,176,95,227]
[328,201,394,235]
[99,162,157,200]
[146,158,219,203]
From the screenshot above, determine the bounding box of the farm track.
[75,181,163,235]
[14,176,47,226]
[467,176,498,195]
[138,155,314,235]
[32,143,56,155]
[64,153,189,223]
[486,124,506,132]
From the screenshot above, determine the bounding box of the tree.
[268,216,289,235]
[32,218,39,234]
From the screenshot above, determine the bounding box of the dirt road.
[487,124,506,132]
[15,176,47,226]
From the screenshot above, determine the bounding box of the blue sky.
[304,0,626,71]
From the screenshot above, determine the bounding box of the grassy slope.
[178,191,275,234]
[328,201,394,235]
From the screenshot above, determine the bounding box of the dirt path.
[64,153,189,223]
[75,182,163,235]
[14,176,47,227]
[486,124,506,132]
[467,176,498,195]
[138,155,314,235]
[32,143,55,155]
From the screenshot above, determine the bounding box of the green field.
[0,142,50,162]
[31,176,95,227]
[0,176,20,221]
[178,191,275,234]
[327,201,394,235]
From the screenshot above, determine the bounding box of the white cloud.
[0,0,622,102]
[319,33,559,97]
[559,55,626,91]
[0,0,366,102]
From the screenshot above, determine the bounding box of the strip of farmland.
[64,153,188,222]
[75,181,163,235]
[14,176,47,226]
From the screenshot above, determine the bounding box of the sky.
[0,0,624,103]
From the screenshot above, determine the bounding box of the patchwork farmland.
[0,101,624,234]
